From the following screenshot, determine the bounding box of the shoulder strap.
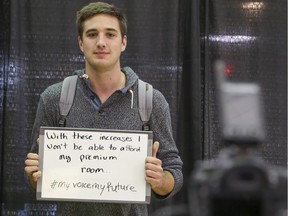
[59,75,78,127]
[138,79,153,131]
[58,74,153,130]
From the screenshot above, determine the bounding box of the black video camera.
[188,61,287,216]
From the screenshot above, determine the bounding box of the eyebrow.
[85,28,119,34]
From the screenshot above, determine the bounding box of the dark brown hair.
[76,2,127,39]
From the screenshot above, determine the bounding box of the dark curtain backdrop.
[0,0,287,215]
[204,0,287,163]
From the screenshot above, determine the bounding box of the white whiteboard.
[37,127,153,204]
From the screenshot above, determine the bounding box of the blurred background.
[0,0,286,215]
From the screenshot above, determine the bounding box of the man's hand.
[24,152,42,189]
[145,141,175,196]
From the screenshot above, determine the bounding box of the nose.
[96,34,106,48]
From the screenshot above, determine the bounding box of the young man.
[25,2,183,215]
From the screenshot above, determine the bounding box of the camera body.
[188,61,287,216]
[189,146,287,216]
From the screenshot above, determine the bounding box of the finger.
[24,166,38,175]
[31,171,42,182]
[145,176,159,186]
[152,141,159,158]
[25,159,39,166]
[146,167,163,178]
[145,173,162,189]
[26,153,39,160]
[146,162,163,178]
[146,157,162,169]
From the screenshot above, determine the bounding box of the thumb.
[152,141,159,158]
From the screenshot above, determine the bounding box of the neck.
[85,66,126,103]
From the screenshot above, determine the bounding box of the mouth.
[94,51,109,58]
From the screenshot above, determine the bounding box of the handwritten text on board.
[37,128,152,203]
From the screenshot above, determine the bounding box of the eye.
[106,32,116,38]
[87,32,97,38]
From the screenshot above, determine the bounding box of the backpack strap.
[58,73,154,131]
[138,79,153,131]
[59,75,78,127]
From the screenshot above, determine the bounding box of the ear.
[78,36,84,52]
[121,35,127,52]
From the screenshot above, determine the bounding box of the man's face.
[78,14,127,72]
